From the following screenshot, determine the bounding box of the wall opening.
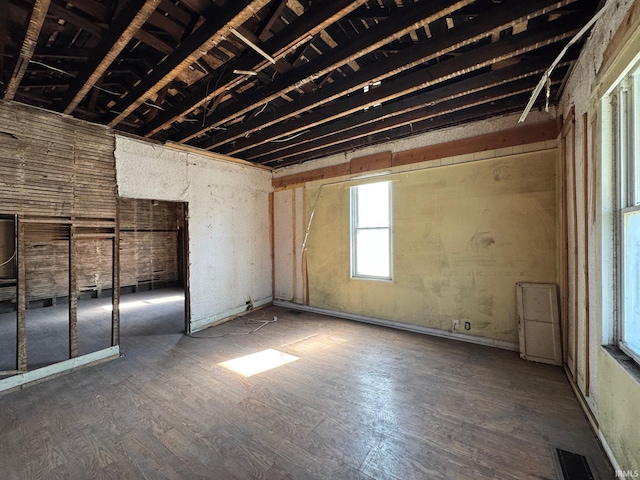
[117,198,189,344]
[0,215,17,376]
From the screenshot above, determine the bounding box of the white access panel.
[516,282,562,366]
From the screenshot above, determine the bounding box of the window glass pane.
[355,229,390,277]
[356,182,389,228]
[623,209,640,355]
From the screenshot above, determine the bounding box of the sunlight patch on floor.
[101,295,184,311]
[219,349,299,377]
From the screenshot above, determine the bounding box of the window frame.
[349,180,393,281]
[615,59,640,365]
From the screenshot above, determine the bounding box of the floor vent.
[554,448,595,480]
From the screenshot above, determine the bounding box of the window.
[615,58,640,362]
[350,181,392,280]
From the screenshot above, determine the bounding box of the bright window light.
[218,349,299,377]
[350,181,392,280]
[613,57,640,364]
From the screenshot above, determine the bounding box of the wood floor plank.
[0,293,612,479]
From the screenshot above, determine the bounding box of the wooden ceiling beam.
[195,0,579,152]
[65,0,111,22]
[138,0,368,138]
[239,58,556,161]
[53,1,175,55]
[48,1,103,37]
[175,0,475,143]
[252,76,562,164]
[223,21,577,155]
[105,0,272,127]
[158,0,192,26]
[3,0,50,101]
[266,95,533,168]
[60,0,162,114]
[132,28,174,54]
[146,9,185,40]
[258,0,288,41]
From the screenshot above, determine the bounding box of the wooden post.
[69,224,78,358]
[182,203,191,334]
[561,122,569,367]
[291,190,297,303]
[571,113,579,380]
[16,217,26,372]
[111,224,120,347]
[583,112,590,396]
[269,192,275,301]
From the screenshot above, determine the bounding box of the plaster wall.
[273,188,304,303]
[303,151,558,346]
[115,135,273,331]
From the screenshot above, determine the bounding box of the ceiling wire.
[28,60,165,111]
[518,3,609,123]
[0,251,16,267]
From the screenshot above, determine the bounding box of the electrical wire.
[271,130,309,142]
[201,67,226,128]
[518,3,609,123]
[28,60,165,111]
[0,251,16,267]
[187,310,277,338]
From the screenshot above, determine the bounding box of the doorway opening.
[116,199,189,349]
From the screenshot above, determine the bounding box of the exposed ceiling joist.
[2,0,602,167]
[3,0,50,100]
[242,58,562,162]
[272,94,535,168]
[194,0,580,152]
[61,0,163,114]
[138,0,369,138]
[105,0,272,127]
[176,0,476,143]
[219,21,575,155]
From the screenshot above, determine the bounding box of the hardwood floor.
[0,305,611,479]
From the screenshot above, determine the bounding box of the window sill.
[603,345,640,386]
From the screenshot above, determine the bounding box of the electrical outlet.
[452,319,459,331]
[464,321,471,331]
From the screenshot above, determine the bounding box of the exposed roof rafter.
[2,0,602,166]
[4,0,50,100]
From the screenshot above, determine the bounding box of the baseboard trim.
[598,430,622,474]
[273,301,519,352]
[190,296,273,333]
[0,346,120,395]
[563,365,620,475]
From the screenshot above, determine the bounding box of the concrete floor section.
[0,287,185,374]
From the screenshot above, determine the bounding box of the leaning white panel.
[516,282,562,365]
